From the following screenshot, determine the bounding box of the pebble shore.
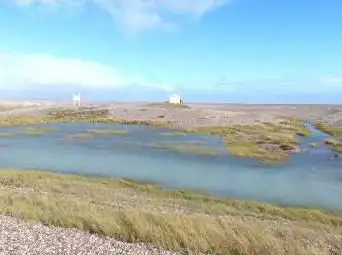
[0,215,182,255]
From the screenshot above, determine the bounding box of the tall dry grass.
[0,169,341,255]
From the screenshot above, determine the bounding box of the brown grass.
[0,169,341,255]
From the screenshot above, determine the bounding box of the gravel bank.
[1,101,342,126]
[0,215,182,255]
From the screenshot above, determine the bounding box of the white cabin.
[169,94,183,104]
[72,93,81,107]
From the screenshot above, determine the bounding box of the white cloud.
[0,53,174,91]
[12,0,230,31]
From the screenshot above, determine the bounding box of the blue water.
[1,123,342,210]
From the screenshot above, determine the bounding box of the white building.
[72,93,81,107]
[168,94,183,104]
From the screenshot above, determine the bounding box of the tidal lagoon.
[1,122,342,210]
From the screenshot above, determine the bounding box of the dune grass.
[0,169,341,255]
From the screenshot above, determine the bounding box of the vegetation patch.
[160,132,186,137]
[87,129,128,135]
[324,138,342,153]
[315,122,342,136]
[277,117,311,136]
[0,108,174,128]
[66,133,94,139]
[0,133,16,137]
[22,126,56,135]
[148,142,223,156]
[0,169,341,255]
[187,117,310,162]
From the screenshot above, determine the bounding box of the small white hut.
[72,93,81,107]
[168,94,183,104]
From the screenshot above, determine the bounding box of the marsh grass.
[87,129,128,135]
[0,169,341,255]
[315,122,342,136]
[0,108,173,128]
[66,133,94,139]
[277,117,311,136]
[0,133,15,137]
[148,142,223,156]
[188,118,309,162]
[324,138,342,152]
[160,132,187,136]
[22,126,56,135]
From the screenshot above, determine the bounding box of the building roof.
[170,94,181,98]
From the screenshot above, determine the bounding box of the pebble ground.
[0,215,182,255]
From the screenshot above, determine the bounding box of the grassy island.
[188,117,310,162]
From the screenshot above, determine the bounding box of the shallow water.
[1,123,342,210]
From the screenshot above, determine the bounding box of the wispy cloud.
[0,53,174,91]
[12,0,230,32]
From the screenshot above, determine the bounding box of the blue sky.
[0,0,341,103]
